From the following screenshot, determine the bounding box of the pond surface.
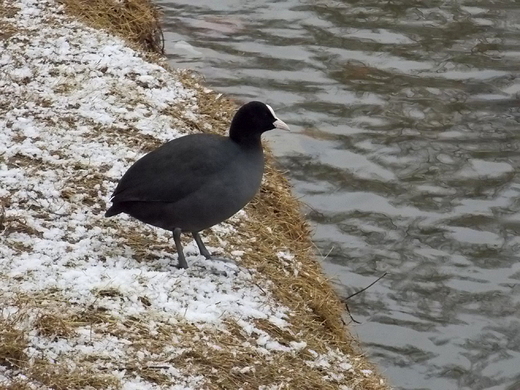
[157,0,520,389]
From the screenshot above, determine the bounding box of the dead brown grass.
[0,380,33,390]
[173,348,336,390]
[57,0,163,53]
[30,359,120,390]
[0,304,122,389]
[0,1,18,41]
[34,313,76,339]
[0,317,28,370]
[1,215,42,239]
[0,198,6,233]
[168,319,350,390]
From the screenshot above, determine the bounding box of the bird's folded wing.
[110,134,237,204]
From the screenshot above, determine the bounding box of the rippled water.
[157,1,520,389]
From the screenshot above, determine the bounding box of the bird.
[105,101,290,269]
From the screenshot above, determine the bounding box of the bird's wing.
[110,134,237,204]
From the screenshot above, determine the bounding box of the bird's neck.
[229,127,263,149]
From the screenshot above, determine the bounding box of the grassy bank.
[0,0,390,388]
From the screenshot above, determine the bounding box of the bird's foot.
[209,256,237,265]
[175,254,189,269]
[205,257,239,277]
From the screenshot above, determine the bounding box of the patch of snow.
[277,251,295,262]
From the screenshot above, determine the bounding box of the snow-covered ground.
[0,0,385,389]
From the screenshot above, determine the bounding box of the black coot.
[105,101,290,269]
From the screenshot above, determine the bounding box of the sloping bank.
[0,0,390,389]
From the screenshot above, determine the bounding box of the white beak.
[266,104,290,131]
[273,119,290,131]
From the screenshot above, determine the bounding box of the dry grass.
[34,313,76,339]
[172,347,334,389]
[0,2,18,41]
[0,304,122,389]
[0,317,28,370]
[0,198,6,233]
[57,0,164,53]
[0,380,33,390]
[30,359,120,390]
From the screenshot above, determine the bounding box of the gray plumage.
[105,101,289,269]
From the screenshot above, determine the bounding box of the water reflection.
[158,0,520,388]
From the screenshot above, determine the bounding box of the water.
[156,1,520,389]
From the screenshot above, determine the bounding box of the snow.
[0,0,363,388]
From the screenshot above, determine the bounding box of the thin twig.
[344,305,360,324]
[342,272,387,324]
[344,272,387,301]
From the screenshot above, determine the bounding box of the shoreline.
[0,0,390,389]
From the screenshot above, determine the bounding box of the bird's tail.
[105,204,122,217]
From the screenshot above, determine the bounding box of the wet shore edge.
[0,0,390,388]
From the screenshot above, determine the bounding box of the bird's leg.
[173,228,188,269]
[192,231,237,266]
[192,231,212,259]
